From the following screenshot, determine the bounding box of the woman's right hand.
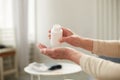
[48,27,74,38]
[49,27,82,47]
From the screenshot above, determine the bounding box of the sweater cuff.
[92,39,99,54]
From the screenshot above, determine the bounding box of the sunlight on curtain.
[28,0,36,63]
[28,0,35,43]
[0,0,15,46]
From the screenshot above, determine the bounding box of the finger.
[48,30,51,33]
[62,27,73,36]
[48,33,51,39]
[40,48,47,53]
[41,48,54,56]
[45,48,54,54]
[59,37,69,43]
[62,27,72,33]
[38,43,47,49]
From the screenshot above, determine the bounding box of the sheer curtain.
[13,0,30,73]
[28,0,36,63]
[0,0,36,73]
[96,0,120,40]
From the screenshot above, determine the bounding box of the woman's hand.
[60,35,82,47]
[49,27,74,39]
[49,27,81,47]
[49,26,93,51]
[38,43,83,64]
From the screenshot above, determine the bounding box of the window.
[0,0,15,46]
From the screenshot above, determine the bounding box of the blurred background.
[0,0,119,80]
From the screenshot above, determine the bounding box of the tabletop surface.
[24,62,82,76]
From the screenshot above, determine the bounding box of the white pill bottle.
[50,24,63,47]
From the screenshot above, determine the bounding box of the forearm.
[80,55,120,80]
[65,48,83,64]
[78,37,93,52]
[92,40,120,58]
[78,38,120,58]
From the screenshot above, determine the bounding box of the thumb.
[60,37,69,43]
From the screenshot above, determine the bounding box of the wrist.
[67,49,82,64]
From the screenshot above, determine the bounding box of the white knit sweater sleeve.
[80,55,120,80]
[92,40,120,58]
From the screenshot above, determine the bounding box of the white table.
[24,62,82,80]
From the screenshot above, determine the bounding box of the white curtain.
[0,0,36,73]
[96,0,120,40]
[13,0,30,73]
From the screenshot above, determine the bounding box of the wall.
[36,0,96,44]
[36,0,96,61]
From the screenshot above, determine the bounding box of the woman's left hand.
[37,43,83,64]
